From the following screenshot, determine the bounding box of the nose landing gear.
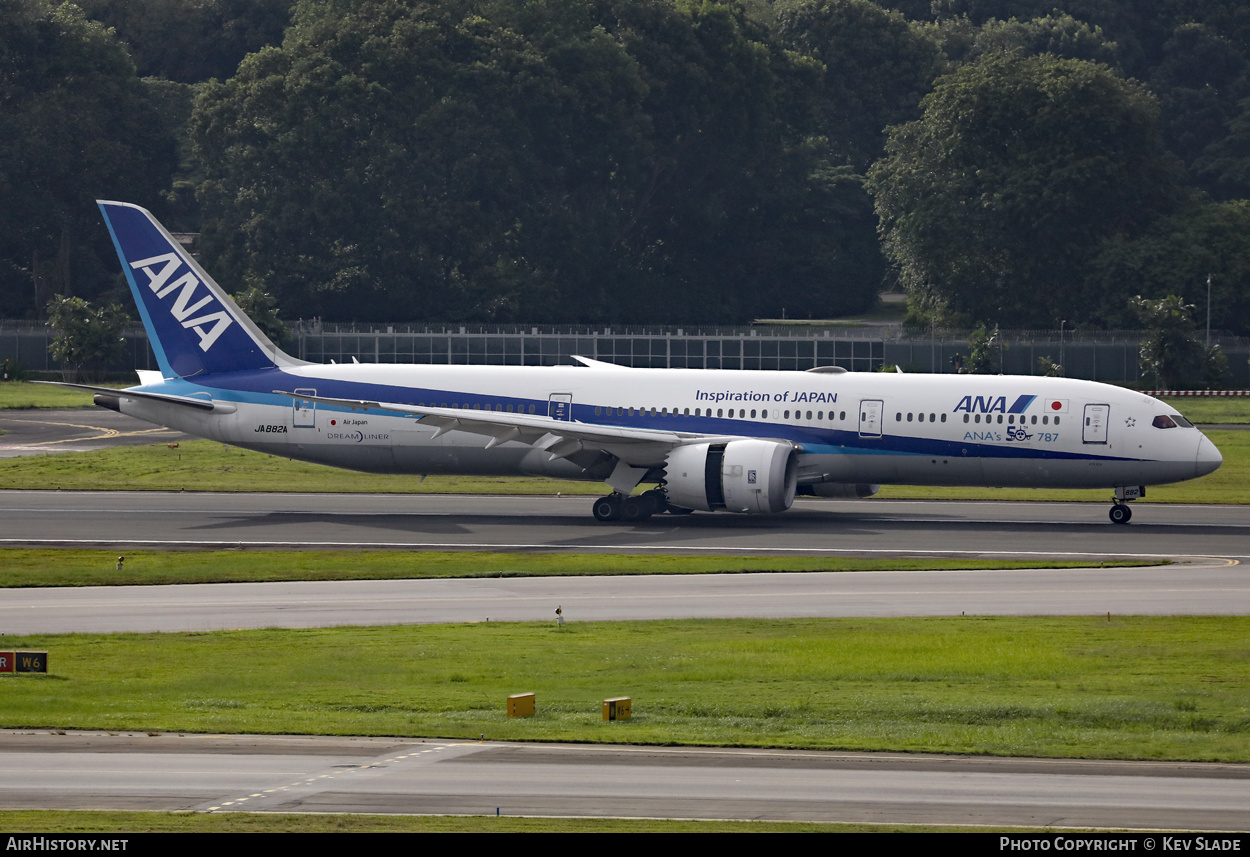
[1109,486,1144,525]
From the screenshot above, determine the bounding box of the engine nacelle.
[665,440,798,514]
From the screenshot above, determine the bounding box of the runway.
[2,490,1249,560]
[3,488,1248,829]
[4,732,1248,830]
[4,562,1248,635]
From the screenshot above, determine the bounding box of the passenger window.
[941,414,946,423]
[907,413,913,422]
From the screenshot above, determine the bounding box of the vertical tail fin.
[98,200,299,378]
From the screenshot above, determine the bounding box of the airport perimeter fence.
[4,320,1248,386]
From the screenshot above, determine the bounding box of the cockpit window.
[1172,414,1194,428]
[1152,415,1177,429]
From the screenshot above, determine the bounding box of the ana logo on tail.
[129,253,234,352]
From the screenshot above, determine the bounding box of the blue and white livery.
[66,201,1223,524]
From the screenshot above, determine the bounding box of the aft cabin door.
[293,389,316,428]
[548,393,572,421]
[1082,403,1109,444]
[858,399,883,438]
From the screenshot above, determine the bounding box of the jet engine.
[664,440,798,514]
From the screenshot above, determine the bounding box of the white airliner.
[58,201,1223,524]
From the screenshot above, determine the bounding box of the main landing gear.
[592,489,670,522]
[1108,499,1133,525]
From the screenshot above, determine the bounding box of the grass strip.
[3,617,1247,761]
[0,431,1244,503]
[0,549,1151,588]
[1160,396,1250,425]
[0,382,114,410]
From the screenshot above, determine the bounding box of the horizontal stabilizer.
[33,381,224,412]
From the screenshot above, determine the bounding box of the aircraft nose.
[1196,434,1223,478]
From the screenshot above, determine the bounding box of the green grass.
[1162,396,1250,424]
[0,549,1144,588]
[0,430,1243,502]
[0,810,1046,833]
[4,617,1248,761]
[0,381,111,410]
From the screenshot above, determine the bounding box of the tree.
[73,0,296,83]
[866,52,1184,329]
[0,0,177,318]
[928,12,1121,70]
[191,0,881,323]
[1132,295,1227,390]
[1094,200,1250,336]
[46,295,130,382]
[773,0,943,170]
[232,285,289,348]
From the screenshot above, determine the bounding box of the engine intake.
[665,440,798,514]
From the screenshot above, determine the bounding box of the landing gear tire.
[592,495,622,522]
[621,495,652,521]
[1109,503,1132,525]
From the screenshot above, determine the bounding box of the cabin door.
[293,388,317,428]
[1082,403,1109,444]
[548,393,573,421]
[858,399,883,438]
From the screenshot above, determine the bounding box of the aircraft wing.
[275,391,746,467]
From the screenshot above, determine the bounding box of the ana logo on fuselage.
[952,395,1036,414]
[129,253,234,352]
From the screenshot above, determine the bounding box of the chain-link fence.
[5,320,1248,386]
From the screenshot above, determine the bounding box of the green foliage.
[0,0,177,318]
[45,295,130,382]
[867,52,1184,329]
[773,0,943,170]
[965,325,1000,374]
[232,284,288,347]
[190,0,881,324]
[1132,294,1228,390]
[1095,200,1250,336]
[928,11,1121,69]
[1036,355,1063,377]
[70,0,295,83]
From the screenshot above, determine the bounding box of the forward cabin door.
[1082,403,1109,444]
